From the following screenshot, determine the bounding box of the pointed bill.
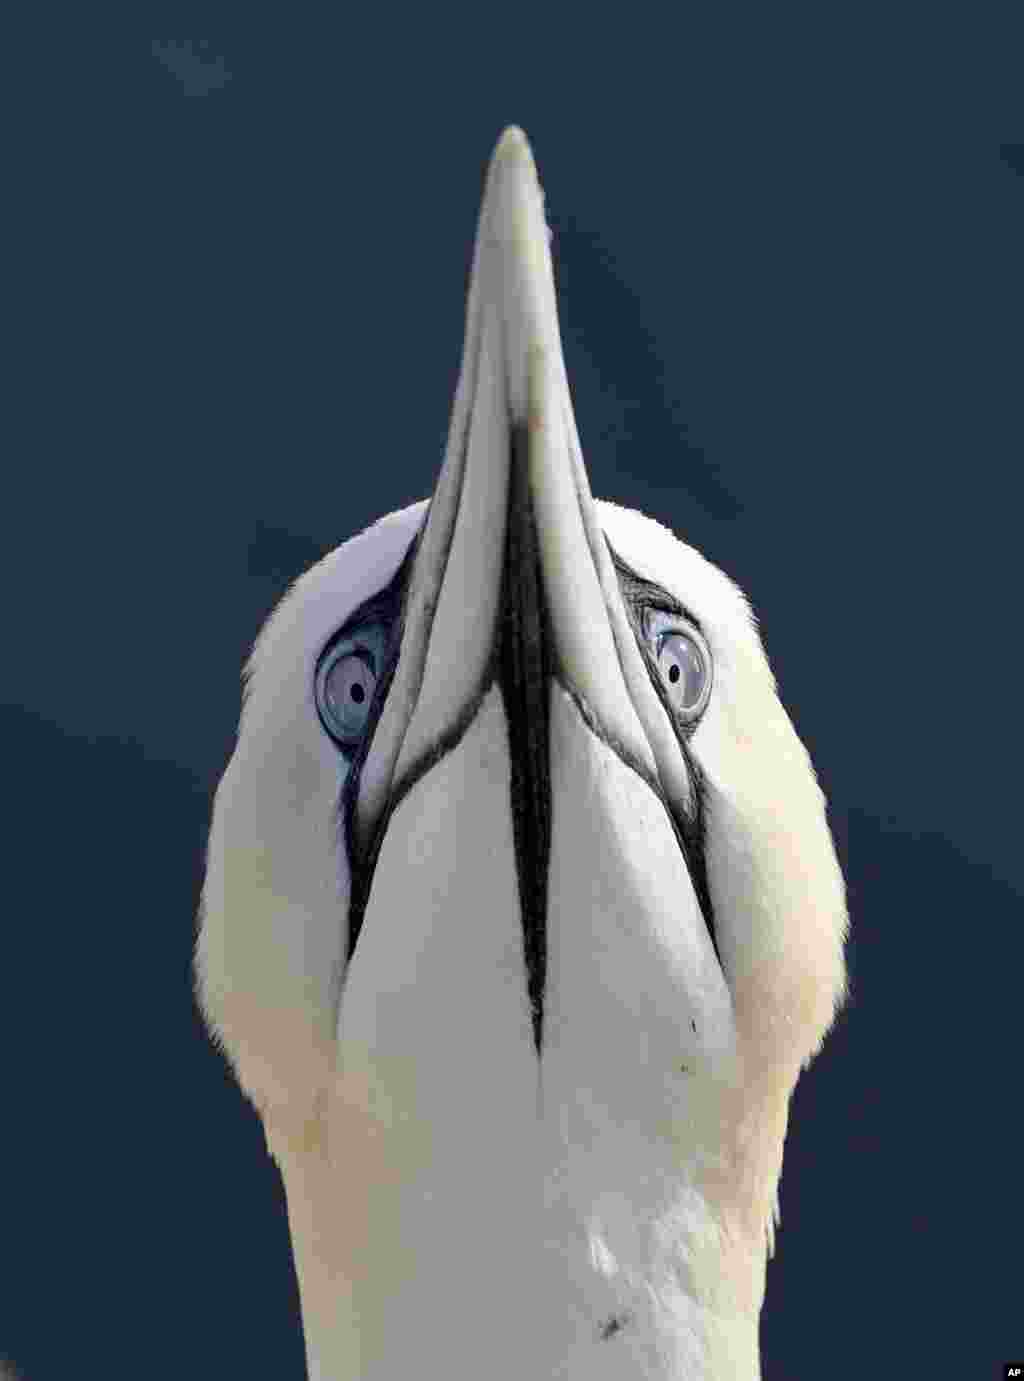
[352,126,702,869]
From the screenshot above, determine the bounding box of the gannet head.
[196,127,847,1380]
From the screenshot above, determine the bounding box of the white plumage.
[197,127,847,1380]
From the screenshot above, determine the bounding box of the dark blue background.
[2,27,1021,1378]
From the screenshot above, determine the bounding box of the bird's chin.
[338,681,736,1099]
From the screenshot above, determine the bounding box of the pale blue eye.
[315,623,389,749]
[320,651,376,741]
[646,612,712,722]
[657,632,706,712]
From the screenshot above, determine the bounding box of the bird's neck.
[271,1067,769,1381]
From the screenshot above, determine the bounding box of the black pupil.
[351,681,366,704]
[668,663,681,684]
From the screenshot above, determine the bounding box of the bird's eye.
[647,613,712,722]
[315,630,386,749]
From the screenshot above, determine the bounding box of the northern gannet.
[197,127,848,1380]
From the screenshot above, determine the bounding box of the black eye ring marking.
[313,530,422,757]
[605,541,713,739]
[605,539,719,965]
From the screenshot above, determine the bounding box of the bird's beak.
[346,127,727,1056]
